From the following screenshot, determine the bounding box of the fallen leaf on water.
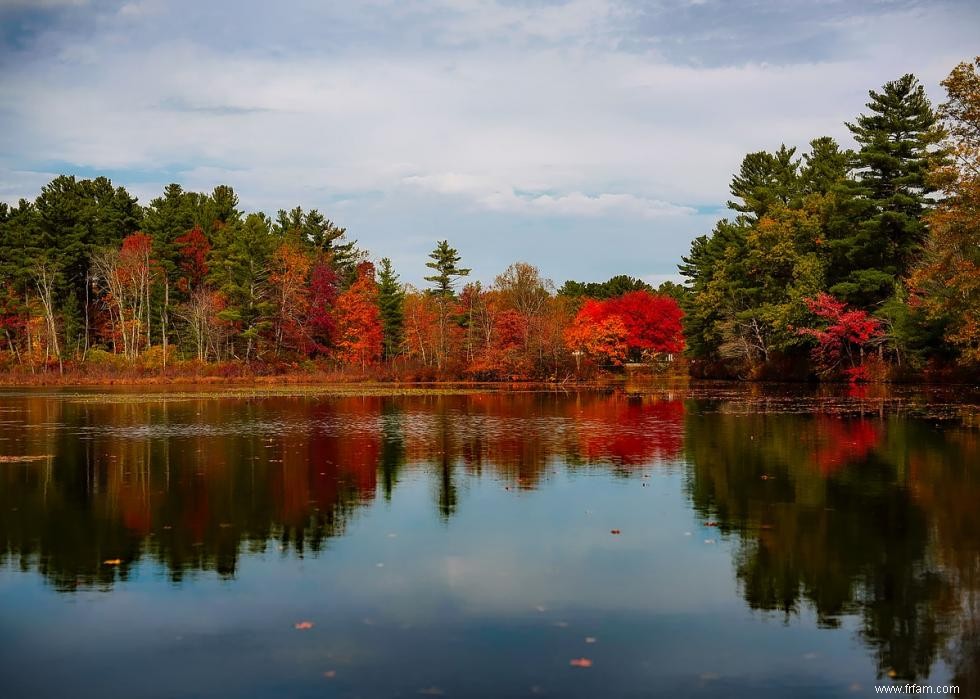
[610,529,621,535]
[323,670,336,679]
[103,559,122,566]
[569,658,593,668]
[294,621,314,630]
[705,521,718,527]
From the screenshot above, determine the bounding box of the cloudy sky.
[1,0,977,287]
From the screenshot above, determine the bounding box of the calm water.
[1,386,978,698]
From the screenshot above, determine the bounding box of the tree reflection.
[685,406,979,682]
[1,389,977,687]
[0,392,685,588]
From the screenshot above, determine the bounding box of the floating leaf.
[294,621,314,630]
[103,559,122,566]
[610,529,621,535]
[569,658,593,668]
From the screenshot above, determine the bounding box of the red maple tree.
[309,260,339,352]
[564,291,684,366]
[335,261,383,368]
[798,293,883,382]
[174,226,211,292]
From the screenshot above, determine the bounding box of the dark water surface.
[1,385,978,698]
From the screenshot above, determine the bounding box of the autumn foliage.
[335,262,383,368]
[564,291,684,367]
[797,293,883,382]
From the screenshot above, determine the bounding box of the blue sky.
[1,0,977,287]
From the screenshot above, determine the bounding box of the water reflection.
[0,388,977,695]
[0,393,684,588]
[685,404,979,688]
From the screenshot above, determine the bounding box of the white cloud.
[1,0,977,283]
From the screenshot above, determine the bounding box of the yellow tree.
[269,240,313,356]
[910,57,980,364]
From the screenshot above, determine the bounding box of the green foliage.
[377,258,405,360]
[273,206,363,285]
[32,175,141,301]
[680,69,958,376]
[827,74,946,308]
[727,145,801,221]
[424,240,470,297]
[210,213,276,359]
[557,274,652,299]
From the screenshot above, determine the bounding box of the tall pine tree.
[827,74,946,307]
[377,257,405,360]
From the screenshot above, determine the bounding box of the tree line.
[2,56,977,383]
[0,182,683,380]
[680,57,980,381]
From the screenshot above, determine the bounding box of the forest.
[0,56,977,384]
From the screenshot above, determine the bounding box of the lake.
[1,385,978,698]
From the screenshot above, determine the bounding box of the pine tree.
[273,206,363,286]
[424,240,470,369]
[377,258,405,360]
[210,213,275,360]
[424,240,470,297]
[800,137,851,195]
[828,74,946,307]
[727,145,801,221]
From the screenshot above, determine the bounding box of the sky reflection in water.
[0,388,978,698]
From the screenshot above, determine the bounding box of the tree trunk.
[162,279,169,372]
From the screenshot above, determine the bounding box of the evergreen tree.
[210,213,276,360]
[273,206,362,285]
[424,240,470,297]
[424,240,469,369]
[800,137,851,195]
[33,175,141,301]
[377,257,405,360]
[727,145,801,221]
[0,199,40,292]
[557,274,651,299]
[143,183,201,293]
[828,74,946,307]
